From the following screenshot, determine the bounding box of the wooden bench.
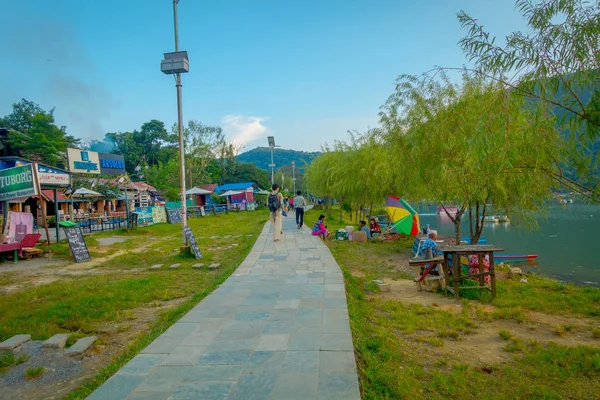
[408,255,446,291]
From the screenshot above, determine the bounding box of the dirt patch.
[0,297,190,400]
[370,277,600,367]
[0,238,175,295]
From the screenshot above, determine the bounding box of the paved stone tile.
[288,333,321,351]
[255,334,290,351]
[283,351,319,373]
[323,309,349,320]
[322,318,352,335]
[272,372,318,400]
[274,299,300,309]
[42,333,70,348]
[86,374,144,400]
[134,366,190,392]
[0,334,30,350]
[318,373,361,400]
[66,336,97,356]
[169,381,234,400]
[234,311,270,321]
[184,365,244,381]
[119,354,168,375]
[141,336,183,354]
[163,322,199,337]
[125,391,169,400]
[161,346,205,366]
[229,373,278,400]
[321,334,354,351]
[207,337,258,351]
[89,213,359,399]
[244,351,285,373]
[196,350,251,365]
[320,351,357,373]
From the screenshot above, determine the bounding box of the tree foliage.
[381,71,556,243]
[457,0,600,198]
[0,99,80,166]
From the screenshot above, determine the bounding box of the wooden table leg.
[443,253,449,291]
[13,249,18,263]
[452,252,459,301]
[489,251,497,299]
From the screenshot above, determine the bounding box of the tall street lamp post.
[267,136,276,185]
[291,160,296,193]
[161,0,190,249]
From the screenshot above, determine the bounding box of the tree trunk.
[339,197,343,222]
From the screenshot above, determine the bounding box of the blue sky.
[0,0,528,152]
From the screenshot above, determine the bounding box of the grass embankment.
[305,207,600,399]
[0,211,267,398]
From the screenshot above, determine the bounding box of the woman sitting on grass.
[312,214,330,240]
[369,217,381,237]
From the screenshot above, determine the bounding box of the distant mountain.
[236,147,320,172]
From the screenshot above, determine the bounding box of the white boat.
[484,215,510,223]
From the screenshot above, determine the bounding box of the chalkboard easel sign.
[63,226,91,263]
[184,225,202,259]
[166,208,182,224]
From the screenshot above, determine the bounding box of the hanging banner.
[0,164,38,201]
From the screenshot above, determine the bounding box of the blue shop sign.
[98,153,127,175]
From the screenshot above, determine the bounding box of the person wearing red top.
[369,217,381,237]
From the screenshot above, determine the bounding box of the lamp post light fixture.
[291,160,296,193]
[161,0,190,249]
[267,136,277,185]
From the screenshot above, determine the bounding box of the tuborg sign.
[67,148,126,175]
[0,164,38,201]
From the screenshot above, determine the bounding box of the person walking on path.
[293,190,307,229]
[268,183,284,241]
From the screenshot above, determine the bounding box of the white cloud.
[220,114,269,150]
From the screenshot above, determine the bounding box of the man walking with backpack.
[293,190,307,229]
[268,183,284,242]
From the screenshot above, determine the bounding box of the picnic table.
[438,244,504,300]
[0,242,21,263]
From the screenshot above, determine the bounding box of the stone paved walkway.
[87,214,361,400]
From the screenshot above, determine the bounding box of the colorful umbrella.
[385,196,420,236]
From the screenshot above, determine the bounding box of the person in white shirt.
[293,190,307,229]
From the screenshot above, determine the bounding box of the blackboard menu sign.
[184,225,202,259]
[63,226,91,263]
[166,208,182,224]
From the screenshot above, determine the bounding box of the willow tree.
[381,71,557,244]
[305,130,396,222]
[458,0,600,200]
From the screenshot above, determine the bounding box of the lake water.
[417,203,599,286]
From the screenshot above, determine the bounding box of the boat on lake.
[484,215,510,223]
[437,206,459,216]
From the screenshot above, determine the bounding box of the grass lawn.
[0,210,267,399]
[305,207,600,399]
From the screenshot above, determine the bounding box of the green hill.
[236,147,320,172]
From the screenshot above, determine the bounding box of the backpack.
[268,193,280,213]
